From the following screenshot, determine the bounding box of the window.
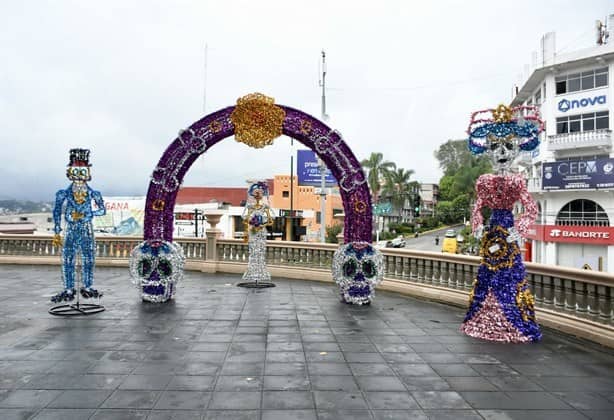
[534,89,541,106]
[315,211,321,224]
[555,67,609,95]
[556,112,609,134]
[596,111,609,129]
[556,199,609,227]
[282,191,289,198]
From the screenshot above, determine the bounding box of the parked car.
[389,235,406,248]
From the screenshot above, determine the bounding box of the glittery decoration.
[353,198,367,214]
[129,240,185,302]
[462,208,541,343]
[230,93,285,149]
[492,104,514,123]
[241,181,275,283]
[471,174,537,237]
[467,105,543,155]
[51,149,106,303]
[479,225,520,271]
[140,99,373,292]
[209,120,222,133]
[332,242,383,305]
[461,291,531,343]
[299,120,312,135]
[151,199,165,211]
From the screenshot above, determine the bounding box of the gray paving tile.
[444,376,498,391]
[313,391,369,410]
[214,375,262,391]
[89,409,149,419]
[101,390,160,409]
[147,410,205,420]
[166,375,216,391]
[48,390,113,408]
[153,390,211,410]
[372,410,428,419]
[412,391,471,409]
[356,376,407,391]
[0,409,37,420]
[310,376,359,391]
[316,409,373,419]
[263,375,310,390]
[365,391,420,409]
[30,408,95,420]
[460,391,573,410]
[208,391,261,409]
[479,410,588,420]
[0,390,63,408]
[262,391,314,409]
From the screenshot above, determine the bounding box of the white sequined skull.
[129,240,185,302]
[486,134,519,172]
[332,242,384,305]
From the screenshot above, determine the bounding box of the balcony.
[548,129,612,152]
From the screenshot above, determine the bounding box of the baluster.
[533,275,543,305]
[402,256,410,280]
[439,261,449,286]
[542,276,554,308]
[553,278,565,310]
[598,285,612,322]
[564,279,577,313]
[419,259,429,284]
[432,259,441,285]
[409,258,420,282]
[394,256,402,279]
[587,284,600,320]
[575,281,588,316]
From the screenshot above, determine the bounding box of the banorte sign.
[527,224,614,245]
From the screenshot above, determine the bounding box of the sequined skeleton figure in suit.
[461,104,544,342]
[51,149,106,303]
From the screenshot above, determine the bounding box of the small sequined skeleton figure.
[461,104,543,342]
[241,181,274,284]
[51,149,106,303]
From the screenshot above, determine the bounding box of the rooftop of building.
[512,37,614,106]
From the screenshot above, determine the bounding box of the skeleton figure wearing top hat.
[51,149,106,303]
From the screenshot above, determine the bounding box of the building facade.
[512,22,614,272]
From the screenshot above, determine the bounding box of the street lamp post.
[317,157,327,242]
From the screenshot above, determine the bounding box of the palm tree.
[360,152,396,203]
[381,168,415,220]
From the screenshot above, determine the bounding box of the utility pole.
[289,141,294,241]
[318,50,328,242]
[203,43,208,113]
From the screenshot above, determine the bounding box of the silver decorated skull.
[332,241,383,305]
[129,240,185,302]
[486,134,519,172]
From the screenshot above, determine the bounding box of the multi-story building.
[420,183,439,218]
[512,16,614,272]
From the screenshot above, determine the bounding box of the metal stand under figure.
[49,148,106,315]
[461,104,543,342]
[237,181,276,289]
[49,250,105,316]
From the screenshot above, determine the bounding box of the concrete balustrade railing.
[1,234,613,347]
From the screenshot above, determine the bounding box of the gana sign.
[558,95,606,113]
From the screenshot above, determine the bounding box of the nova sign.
[558,95,606,112]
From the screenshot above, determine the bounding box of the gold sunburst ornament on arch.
[230,93,286,149]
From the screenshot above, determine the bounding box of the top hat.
[67,148,92,167]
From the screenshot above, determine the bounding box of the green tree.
[381,168,415,216]
[361,152,396,203]
[435,139,492,203]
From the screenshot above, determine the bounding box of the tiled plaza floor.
[1,264,614,420]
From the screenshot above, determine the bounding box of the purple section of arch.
[143,105,372,244]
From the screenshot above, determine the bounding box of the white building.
[512,16,614,272]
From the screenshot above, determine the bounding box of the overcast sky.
[1,0,612,200]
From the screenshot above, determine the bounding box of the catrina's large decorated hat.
[467,104,544,155]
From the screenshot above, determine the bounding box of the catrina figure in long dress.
[242,181,274,284]
[461,104,543,343]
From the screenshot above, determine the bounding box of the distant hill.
[0,200,53,215]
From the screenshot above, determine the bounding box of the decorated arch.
[142,93,372,243]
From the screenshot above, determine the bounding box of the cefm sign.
[557,94,606,113]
